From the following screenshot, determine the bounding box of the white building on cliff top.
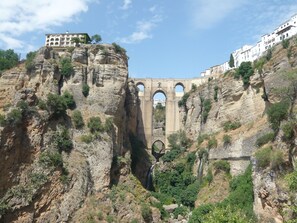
[201,13,297,77]
[45,33,91,47]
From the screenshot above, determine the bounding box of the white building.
[45,33,91,47]
[201,13,297,77]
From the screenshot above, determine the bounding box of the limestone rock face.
[0,44,140,222]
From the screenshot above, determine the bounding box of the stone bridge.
[131,77,207,150]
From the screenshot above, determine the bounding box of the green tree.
[62,90,76,109]
[46,93,68,117]
[0,49,19,73]
[71,37,81,46]
[25,51,37,72]
[91,34,102,43]
[82,83,90,97]
[72,110,84,129]
[87,117,104,133]
[267,101,289,131]
[236,61,254,86]
[53,126,73,153]
[60,58,74,78]
[229,53,235,68]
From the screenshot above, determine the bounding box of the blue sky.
[1,0,297,79]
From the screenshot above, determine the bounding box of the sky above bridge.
[1,0,297,79]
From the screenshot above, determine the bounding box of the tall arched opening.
[175,83,185,97]
[152,91,166,153]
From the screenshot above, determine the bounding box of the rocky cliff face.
[180,41,297,222]
[0,44,154,223]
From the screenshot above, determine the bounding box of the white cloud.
[119,11,163,44]
[0,0,93,50]
[121,0,132,10]
[189,0,247,29]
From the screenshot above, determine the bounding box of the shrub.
[82,83,90,97]
[197,134,209,145]
[267,101,289,131]
[46,93,67,117]
[88,117,104,133]
[0,114,6,126]
[39,151,63,168]
[253,57,266,73]
[207,136,217,149]
[191,83,197,92]
[0,49,19,73]
[282,39,290,49]
[285,170,297,191]
[112,42,126,55]
[205,168,213,185]
[266,48,273,61]
[37,99,47,110]
[29,172,47,186]
[255,132,275,147]
[141,204,152,223]
[236,61,254,85]
[104,117,114,132]
[178,92,190,108]
[213,160,230,173]
[62,91,76,109]
[173,206,188,218]
[282,122,295,141]
[6,108,22,125]
[214,85,219,102]
[255,146,272,168]
[53,126,73,152]
[80,134,93,143]
[223,134,232,145]
[270,150,284,170]
[223,120,241,131]
[72,110,84,129]
[60,58,74,78]
[202,99,212,123]
[180,181,199,207]
[16,100,29,114]
[25,51,37,72]
[189,204,214,223]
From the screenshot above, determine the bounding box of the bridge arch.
[132,77,207,150]
[152,140,165,161]
[136,82,145,95]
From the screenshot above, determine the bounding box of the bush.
[253,57,266,73]
[189,204,214,223]
[191,83,197,92]
[0,49,19,73]
[16,100,29,114]
[6,108,22,125]
[88,117,104,133]
[282,39,290,49]
[214,86,219,102]
[213,160,230,173]
[39,151,63,168]
[25,51,37,72]
[141,204,152,223]
[255,132,275,147]
[62,91,76,109]
[223,134,231,145]
[112,42,126,55]
[180,181,199,207]
[197,134,209,145]
[46,93,67,117]
[60,58,74,78]
[104,117,114,132]
[37,99,47,110]
[173,206,188,218]
[0,114,6,126]
[82,83,90,97]
[236,61,254,85]
[285,170,297,191]
[255,146,272,168]
[202,99,212,123]
[178,92,190,108]
[282,122,295,141]
[72,110,84,129]
[207,136,217,149]
[223,120,241,131]
[266,48,273,61]
[53,126,73,152]
[80,134,93,143]
[267,101,289,131]
[270,150,284,169]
